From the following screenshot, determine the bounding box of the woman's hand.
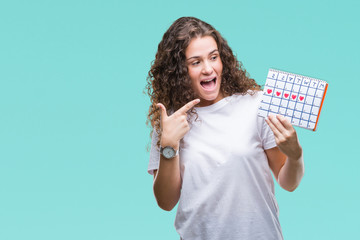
[265,114,302,160]
[157,99,200,150]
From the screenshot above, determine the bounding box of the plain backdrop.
[0,0,359,239]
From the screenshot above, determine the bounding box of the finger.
[268,114,287,134]
[177,99,200,115]
[156,103,168,119]
[276,115,293,130]
[265,116,281,139]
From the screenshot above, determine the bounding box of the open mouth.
[200,77,217,90]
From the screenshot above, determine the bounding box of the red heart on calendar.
[284,93,289,98]
[267,89,272,94]
[299,96,304,101]
[276,91,281,96]
[291,94,297,100]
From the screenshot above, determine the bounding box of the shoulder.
[217,90,265,118]
[229,90,264,105]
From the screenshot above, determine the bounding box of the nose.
[201,60,213,75]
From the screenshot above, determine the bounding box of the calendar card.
[258,69,328,131]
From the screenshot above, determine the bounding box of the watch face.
[163,147,175,159]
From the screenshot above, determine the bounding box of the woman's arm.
[265,114,304,192]
[265,147,304,192]
[152,99,200,211]
[153,153,182,211]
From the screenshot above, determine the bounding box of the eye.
[210,55,218,61]
[191,61,200,66]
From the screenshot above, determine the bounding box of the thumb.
[156,103,168,119]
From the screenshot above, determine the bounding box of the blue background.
[0,0,359,239]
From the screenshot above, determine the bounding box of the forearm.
[152,99,200,211]
[278,151,304,192]
[153,155,182,211]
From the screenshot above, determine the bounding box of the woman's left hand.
[265,114,302,160]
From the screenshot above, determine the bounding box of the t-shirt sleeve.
[147,130,160,175]
[259,116,277,150]
[254,91,277,150]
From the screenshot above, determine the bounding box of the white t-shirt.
[148,91,283,240]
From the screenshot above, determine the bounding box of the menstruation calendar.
[258,69,328,131]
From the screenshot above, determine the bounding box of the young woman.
[146,17,304,240]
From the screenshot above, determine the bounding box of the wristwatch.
[160,146,179,159]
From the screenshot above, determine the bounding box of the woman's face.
[185,36,224,107]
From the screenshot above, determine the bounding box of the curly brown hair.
[145,17,260,143]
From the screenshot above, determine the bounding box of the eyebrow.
[186,49,219,61]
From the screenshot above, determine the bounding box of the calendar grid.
[258,69,328,131]
[306,78,319,128]
[301,78,311,128]
[282,74,293,122]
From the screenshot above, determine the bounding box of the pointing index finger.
[177,99,200,114]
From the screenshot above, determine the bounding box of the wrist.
[160,137,179,150]
[288,146,303,161]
